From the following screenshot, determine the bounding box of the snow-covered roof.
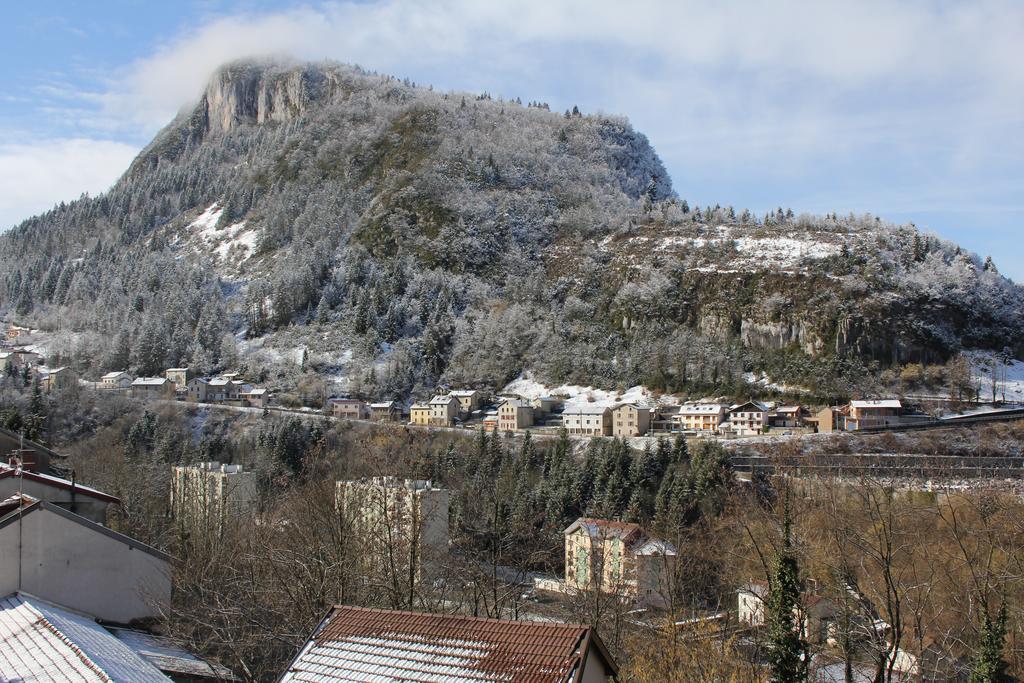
[208,378,230,386]
[634,538,679,556]
[132,377,168,386]
[851,399,902,409]
[165,368,189,372]
[429,394,457,405]
[369,401,395,409]
[562,405,611,416]
[449,390,479,397]
[280,606,613,683]
[240,388,266,395]
[678,404,727,415]
[101,371,129,380]
[0,594,172,682]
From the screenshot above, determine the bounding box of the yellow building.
[564,517,677,608]
[409,403,431,426]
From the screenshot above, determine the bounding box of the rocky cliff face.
[203,62,336,134]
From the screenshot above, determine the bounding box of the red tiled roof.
[280,606,617,682]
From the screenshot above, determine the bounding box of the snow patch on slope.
[965,350,1024,403]
[502,372,656,408]
[185,203,258,269]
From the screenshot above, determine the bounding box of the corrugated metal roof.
[0,593,172,682]
[108,628,236,680]
[280,606,611,683]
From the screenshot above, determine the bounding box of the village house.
[186,377,210,402]
[482,409,499,432]
[675,402,729,433]
[532,395,564,417]
[771,405,810,428]
[238,387,268,408]
[0,351,11,372]
[0,496,172,624]
[280,606,619,683]
[812,405,847,433]
[720,401,769,436]
[171,461,257,530]
[369,400,402,422]
[0,463,119,525]
[329,398,369,420]
[497,398,534,432]
[5,324,31,341]
[564,517,677,609]
[650,404,680,433]
[100,370,133,390]
[207,376,239,402]
[562,405,612,436]
[409,402,431,426]
[164,367,193,386]
[428,394,461,426]
[449,389,486,416]
[610,403,652,437]
[336,477,449,580]
[37,366,74,393]
[131,376,175,400]
[737,580,841,644]
[847,399,903,430]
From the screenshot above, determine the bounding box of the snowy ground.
[502,373,661,409]
[183,203,258,273]
[965,350,1024,402]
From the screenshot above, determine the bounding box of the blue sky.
[2,1,1022,279]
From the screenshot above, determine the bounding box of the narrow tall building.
[170,461,257,530]
[336,477,449,582]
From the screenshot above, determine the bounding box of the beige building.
[0,497,171,623]
[329,398,369,420]
[131,376,175,400]
[0,464,119,525]
[497,398,534,432]
[449,389,485,416]
[186,377,210,402]
[675,403,728,432]
[564,518,677,608]
[847,399,903,430]
[721,401,769,436]
[100,371,133,390]
[206,377,240,402]
[771,405,810,428]
[336,477,449,580]
[165,367,193,394]
[38,367,74,393]
[409,402,431,426]
[562,405,612,436]
[238,387,268,408]
[369,401,402,422]
[737,581,841,644]
[171,462,258,530]
[428,394,460,426]
[610,404,651,437]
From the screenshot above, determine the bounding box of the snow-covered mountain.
[0,60,1020,400]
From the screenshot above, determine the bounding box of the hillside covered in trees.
[0,59,1021,400]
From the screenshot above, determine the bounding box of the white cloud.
[0,138,139,230]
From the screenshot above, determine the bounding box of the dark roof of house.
[0,464,120,505]
[278,606,618,683]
